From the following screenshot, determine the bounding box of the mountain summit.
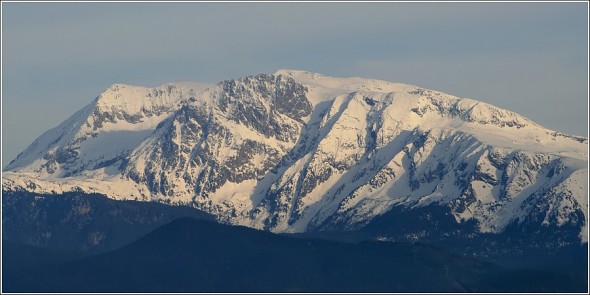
[3,70,587,244]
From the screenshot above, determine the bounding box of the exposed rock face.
[123,74,312,206]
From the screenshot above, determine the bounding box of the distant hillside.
[4,218,586,293]
[2,190,213,253]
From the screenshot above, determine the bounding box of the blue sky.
[2,2,588,168]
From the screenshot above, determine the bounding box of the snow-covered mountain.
[5,82,212,177]
[3,70,587,244]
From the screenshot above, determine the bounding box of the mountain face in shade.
[3,70,587,247]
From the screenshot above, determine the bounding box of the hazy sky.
[2,2,588,168]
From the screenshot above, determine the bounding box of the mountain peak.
[274,69,323,80]
[95,84,149,107]
[96,82,212,105]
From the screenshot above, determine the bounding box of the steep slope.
[3,70,587,245]
[244,71,587,244]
